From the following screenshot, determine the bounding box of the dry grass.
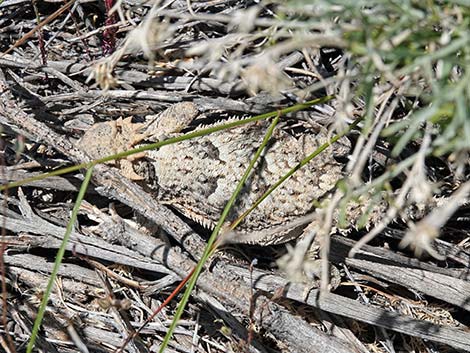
[1,0,470,352]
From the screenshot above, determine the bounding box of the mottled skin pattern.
[77,102,199,180]
[78,102,351,245]
[77,117,147,180]
[146,106,351,245]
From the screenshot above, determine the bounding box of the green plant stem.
[0,96,333,192]
[26,166,94,353]
[230,117,362,231]
[158,113,281,353]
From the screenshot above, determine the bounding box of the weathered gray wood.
[331,233,470,280]
[231,265,470,352]
[258,299,357,353]
[1,169,82,191]
[329,234,470,311]
[2,2,469,351]
[5,253,101,287]
[348,257,470,311]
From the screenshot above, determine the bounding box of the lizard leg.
[119,159,145,181]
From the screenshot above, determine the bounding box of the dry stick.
[26,167,94,353]
[0,95,333,192]
[247,259,258,348]
[31,0,48,67]
[327,86,397,287]
[102,0,118,54]
[114,227,237,352]
[114,267,195,353]
[0,80,337,350]
[400,179,470,258]
[246,266,470,352]
[347,87,396,184]
[349,127,432,258]
[1,0,76,57]
[0,87,19,352]
[0,173,15,353]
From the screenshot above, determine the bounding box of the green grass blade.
[26,166,94,353]
[158,113,282,353]
[231,118,362,231]
[0,96,333,192]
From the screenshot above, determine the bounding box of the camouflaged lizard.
[77,102,353,246]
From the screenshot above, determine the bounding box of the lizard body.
[78,102,351,245]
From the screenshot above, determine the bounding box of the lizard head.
[77,117,147,180]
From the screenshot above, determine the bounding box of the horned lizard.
[77,116,147,180]
[78,102,352,245]
[77,103,199,180]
